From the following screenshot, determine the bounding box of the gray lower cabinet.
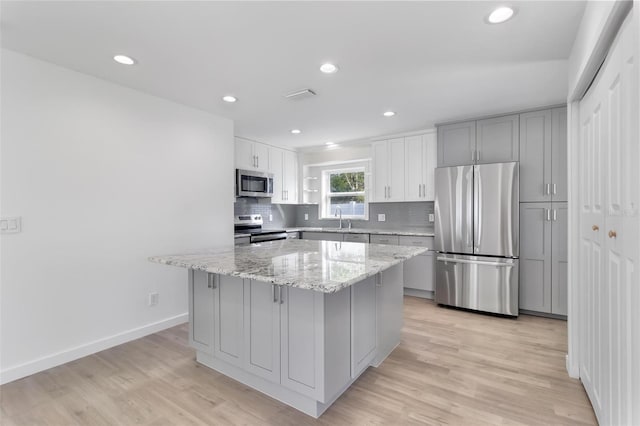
[370,234,400,245]
[343,233,369,243]
[189,270,215,354]
[244,280,281,382]
[519,107,567,203]
[475,114,519,164]
[403,253,435,292]
[437,120,476,167]
[519,202,567,315]
[214,275,244,366]
[301,231,343,242]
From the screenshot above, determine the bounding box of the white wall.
[0,50,234,384]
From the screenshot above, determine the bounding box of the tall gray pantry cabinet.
[436,106,568,316]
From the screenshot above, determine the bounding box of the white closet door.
[578,14,639,426]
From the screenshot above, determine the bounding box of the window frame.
[321,166,368,220]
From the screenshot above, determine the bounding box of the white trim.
[0,313,188,385]
[566,101,581,379]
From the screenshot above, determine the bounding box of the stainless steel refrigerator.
[434,162,519,316]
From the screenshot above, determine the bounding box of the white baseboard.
[0,313,188,385]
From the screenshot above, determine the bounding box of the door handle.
[436,257,515,267]
[546,209,551,221]
[208,274,213,289]
[388,186,391,198]
[545,183,551,195]
[592,225,599,231]
[553,209,557,221]
[553,183,557,195]
[608,230,617,239]
[272,284,278,303]
[256,155,259,168]
[471,150,475,162]
[279,286,284,304]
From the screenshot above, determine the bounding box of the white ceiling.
[1,1,585,148]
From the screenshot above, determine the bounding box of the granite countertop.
[284,227,435,237]
[149,239,427,293]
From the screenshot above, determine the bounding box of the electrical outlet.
[269,214,273,221]
[304,213,309,221]
[0,217,21,234]
[378,214,386,222]
[148,292,159,307]
[428,213,435,222]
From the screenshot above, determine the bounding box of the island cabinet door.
[375,266,403,366]
[243,280,281,383]
[213,276,244,367]
[280,286,325,400]
[351,275,377,378]
[189,270,215,355]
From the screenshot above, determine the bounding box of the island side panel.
[374,264,404,366]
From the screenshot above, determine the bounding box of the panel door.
[551,203,568,315]
[437,121,476,167]
[371,141,389,202]
[269,147,284,204]
[235,138,255,170]
[520,109,553,202]
[476,114,519,164]
[280,286,323,400]
[387,138,406,201]
[189,270,215,354]
[351,276,377,377]
[376,266,403,365]
[283,149,298,203]
[423,132,437,200]
[214,276,244,367]
[551,107,568,202]
[404,135,424,201]
[403,253,434,291]
[519,203,551,313]
[244,280,280,383]
[253,142,269,171]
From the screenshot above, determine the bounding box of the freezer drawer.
[435,254,519,316]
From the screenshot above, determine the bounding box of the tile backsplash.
[235,198,434,231]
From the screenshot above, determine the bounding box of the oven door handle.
[250,233,288,243]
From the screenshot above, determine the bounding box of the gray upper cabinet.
[437,121,476,167]
[476,114,519,164]
[551,203,568,315]
[551,108,568,202]
[519,107,567,202]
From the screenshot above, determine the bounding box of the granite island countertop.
[149,239,427,293]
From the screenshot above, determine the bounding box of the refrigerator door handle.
[436,257,515,267]
[474,166,482,252]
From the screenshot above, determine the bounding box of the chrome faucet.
[335,206,343,229]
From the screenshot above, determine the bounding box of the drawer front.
[398,235,434,249]
[369,235,400,245]
[343,233,369,243]
[301,232,343,242]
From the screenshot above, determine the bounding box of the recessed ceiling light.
[222,95,237,103]
[320,63,338,74]
[487,6,514,24]
[383,111,396,117]
[325,141,335,145]
[291,129,301,134]
[113,54,136,65]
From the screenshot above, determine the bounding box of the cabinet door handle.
[553,209,557,221]
[208,274,213,289]
[279,286,284,304]
[545,183,551,195]
[471,150,475,162]
[609,230,617,239]
[476,150,480,162]
[272,284,277,303]
[546,209,551,221]
[388,186,391,198]
[592,225,599,231]
[553,183,557,195]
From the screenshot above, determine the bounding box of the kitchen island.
[149,239,427,417]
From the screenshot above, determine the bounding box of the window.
[322,168,367,219]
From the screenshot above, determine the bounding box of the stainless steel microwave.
[236,169,274,198]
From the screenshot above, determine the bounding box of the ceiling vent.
[284,89,316,100]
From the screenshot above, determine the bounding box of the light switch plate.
[304,213,309,221]
[0,217,21,233]
[269,214,273,221]
[429,213,435,222]
[378,214,386,222]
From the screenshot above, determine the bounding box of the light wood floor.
[1,297,596,425]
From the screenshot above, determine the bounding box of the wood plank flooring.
[1,297,596,425]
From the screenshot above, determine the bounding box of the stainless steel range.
[234,215,287,243]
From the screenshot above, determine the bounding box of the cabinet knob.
[592,225,599,231]
[608,230,617,239]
